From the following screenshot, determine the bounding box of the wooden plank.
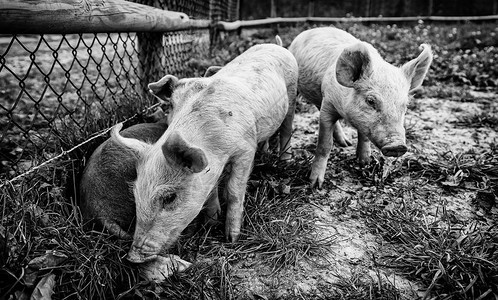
[0,0,211,34]
[217,15,498,31]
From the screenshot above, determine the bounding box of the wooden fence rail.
[217,15,498,31]
[1,1,496,35]
[0,0,211,34]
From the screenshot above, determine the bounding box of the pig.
[112,43,298,263]
[79,67,227,239]
[288,27,433,188]
[79,122,169,239]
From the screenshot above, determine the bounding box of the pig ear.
[148,75,179,101]
[336,43,372,88]
[111,123,150,154]
[402,44,433,91]
[204,66,222,77]
[162,132,208,173]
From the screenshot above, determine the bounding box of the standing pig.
[80,122,169,239]
[113,43,298,263]
[288,27,433,188]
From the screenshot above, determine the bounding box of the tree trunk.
[308,0,315,17]
[395,0,405,17]
[270,0,277,18]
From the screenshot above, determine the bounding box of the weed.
[0,165,139,299]
[363,201,498,299]
[454,111,498,129]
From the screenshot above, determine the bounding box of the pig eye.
[365,96,377,109]
[162,193,177,208]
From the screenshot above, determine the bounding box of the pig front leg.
[356,131,372,167]
[103,219,132,240]
[224,151,255,242]
[310,105,341,188]
[333,121,352,147]
[279,100,296,161]
[258,140,270,153]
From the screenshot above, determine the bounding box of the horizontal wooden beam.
[0,0,211,34]
[217,15,498,31]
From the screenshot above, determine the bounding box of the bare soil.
[218,89,498,299]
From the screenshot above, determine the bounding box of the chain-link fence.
[0,0,239,181]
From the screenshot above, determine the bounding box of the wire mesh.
[0,0,233,180]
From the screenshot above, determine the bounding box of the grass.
[357,144,498,299]
[231,155,336,274]
[327,271,403,300]
[363,200,498,299]
[0,151,335,299]
[0,166,140,299]
[401,145,498,195]
[454,112,498,130]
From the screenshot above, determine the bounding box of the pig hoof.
[310,166,326,188]
[309,173,324,189]
[279,151,292,161]
[226,230,240,243]
[358,156,372,167]
[335,136,352,148]
[127,251,158,264]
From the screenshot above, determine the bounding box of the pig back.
[289,27,358,107]
[210,44,298,142]
[79,122,168,236]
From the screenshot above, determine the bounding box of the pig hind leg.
[333,122,352,147]
[224,150,255,242]
[257,140,270,153]
[356,131,372,167]
[204,186,222,226]
[299,92,351,148]
[278,101,295,161]
[310,102,341,188]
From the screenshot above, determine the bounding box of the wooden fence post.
[137,1,163,100]
[137,32,163,96]
[271,0,277,17]
[308,0,315,17]
[209,0,219,53]
[235,0,241,20]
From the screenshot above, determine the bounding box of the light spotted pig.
[79,70,221,239]
[289,27,433,188]
[113,43,298,263]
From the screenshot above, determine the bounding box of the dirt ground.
[212,88,498,299]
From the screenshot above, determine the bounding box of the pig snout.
[380,143,407,157]
[127,239,161,263]
[371,128,407,158]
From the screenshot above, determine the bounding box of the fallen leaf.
[28,250,68,270]
[30,274,56,300]
[14,290,30,300]
[22,269,39,288]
